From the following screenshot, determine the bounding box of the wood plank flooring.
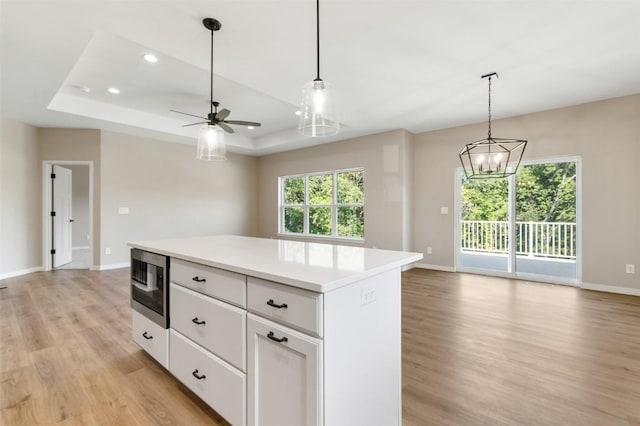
[1,268,639,425]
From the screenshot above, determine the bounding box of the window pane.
[308,174,333,204]
[284,207,304,233]
[284,177,305,205]
[337,170,364,204]
[309,207,332,235]
[338,206,364,238]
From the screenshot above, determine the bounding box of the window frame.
[278,167,365,242]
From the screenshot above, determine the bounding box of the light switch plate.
[440,207,449,214]
[118,207,130,215]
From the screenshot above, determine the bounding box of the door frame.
[42,160,94,271]
[455,155,582,286]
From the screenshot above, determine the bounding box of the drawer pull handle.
[191,317,206,325]
[267,299,288,309]
[192,276,206,283]
[267,331,288,343]
[192,369,206,380]
[142,331,153,340]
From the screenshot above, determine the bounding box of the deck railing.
[460,221,576,260]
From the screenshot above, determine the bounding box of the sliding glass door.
[458,158,579,283]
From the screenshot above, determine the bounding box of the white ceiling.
[2,1,640,155]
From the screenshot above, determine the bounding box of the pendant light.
[298,0,339,137]
[197,18,226,161]
[459,73,527,179]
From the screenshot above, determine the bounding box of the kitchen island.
[129,235,422,426]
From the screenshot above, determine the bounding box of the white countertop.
[128,235,422,293]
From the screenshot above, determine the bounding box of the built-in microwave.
[131,249,169,328]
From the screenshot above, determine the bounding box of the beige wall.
[66,164,90,248]
[100,131,258,265]
[257,129,413,251]
[0,118,41,276]
[39,128,101,268]
[413,93,640,291]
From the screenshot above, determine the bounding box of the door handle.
[267,299,288,309]
[69,219,75,223]
[192,369,206,380]
[191,317,206,325]
[267,331,288,343]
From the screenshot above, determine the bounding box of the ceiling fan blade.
[216,108,231,121]
[224,120,262,127]
[218,122,235,134]
[171,110,208,120]
[182,121,210,127]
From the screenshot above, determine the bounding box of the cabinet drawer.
[132,310,168,369]
[170,330,246,426]
[171,258,246,308]
[248,277,323,337]
[170,283,246,371]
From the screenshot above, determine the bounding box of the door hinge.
[50,249,56,255]
[50,211,56,217]
[50,173,56,179]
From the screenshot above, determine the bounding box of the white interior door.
[53,165,73,267]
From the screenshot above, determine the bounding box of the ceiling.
[2,1,639,156]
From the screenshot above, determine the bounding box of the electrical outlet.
[361,286,376,306]
[105,247,111,255]
[625,264,635,274]
[440,207,449,214]
[427,247,433,254]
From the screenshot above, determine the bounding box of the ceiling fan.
[171,18,261,135]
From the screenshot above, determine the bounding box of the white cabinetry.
[168,259,248,425]
[247,314,322,426]
[131,310,169,368]
[129,236,420,426]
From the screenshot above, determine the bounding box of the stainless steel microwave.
[131,249,169,328]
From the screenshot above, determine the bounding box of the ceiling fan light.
[298,79,339,137]
[197,124,226,161]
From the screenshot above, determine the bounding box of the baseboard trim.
[581,282,640,297]
[91,262,129,271]
[414,263,457,273]
[0,266,43,280]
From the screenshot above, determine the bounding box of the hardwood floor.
[1,268,639,425]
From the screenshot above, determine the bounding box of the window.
[280,169,364,240]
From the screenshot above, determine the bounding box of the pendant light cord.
[316,0,321,81]
[210,27,214,116]
[487,75,492,139]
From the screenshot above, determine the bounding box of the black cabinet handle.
[267,299,288,309]
[267,331,288,343]
[192,276,206,283]
[191,317,206,325]
[192,369,206,380]
[142,331,153,340]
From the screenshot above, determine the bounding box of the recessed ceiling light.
[107,87,120,94]
[247,126,255,130]
[72,85,91,93]
[143,53,158,63]
[295,110,301,116]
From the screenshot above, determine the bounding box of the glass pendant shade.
[459,137,527,179]
[197,124,226,161]
[298,79,339,137]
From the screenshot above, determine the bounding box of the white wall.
[100,131,258,266]
[257,129,413,251]
[413,93,640,292]
[65,165,90,248]
[0,118,41,277]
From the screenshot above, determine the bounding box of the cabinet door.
[247,314,323,426]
